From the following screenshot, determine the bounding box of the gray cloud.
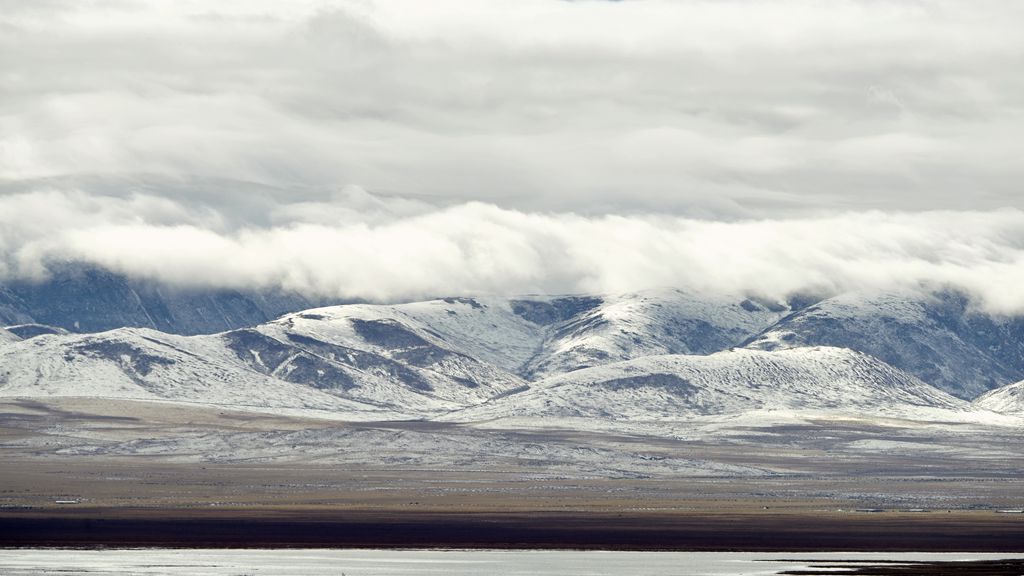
[2,1,1023,308]
[1,0,1023,214]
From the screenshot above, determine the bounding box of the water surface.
[0,550,1020,576]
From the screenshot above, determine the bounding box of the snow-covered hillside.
[519,289,793,379]
[3,289,787,418]
[4,289,1022,425]
[267,297,544,373]
[744,290,1024,399]
[0,328,401,419]
[974,380,1024,414]
[452,347,968,422]
[0,317,533,418]
[265,289,793,379]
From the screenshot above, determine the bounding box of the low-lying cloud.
[3,185,1024,313]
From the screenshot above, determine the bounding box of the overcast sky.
[2,1,1024,308]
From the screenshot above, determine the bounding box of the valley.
[2,396,1023,549]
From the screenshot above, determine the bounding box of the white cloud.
[2,1,1023,308]
[3,186,1024,313]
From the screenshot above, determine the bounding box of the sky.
[2,0,1024,309]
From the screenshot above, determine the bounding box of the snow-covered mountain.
[451,346,968,422]
[266,289,797,379]
[744,290,1024,399]
[3,288,1022,425]
[0,328,399,418]
[973,380,1024,414]
[516,290,794,379]
[271,297,546,374]
[0,290,790,417]
[0,314,533,418]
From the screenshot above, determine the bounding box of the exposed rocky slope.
[0,264,331,335]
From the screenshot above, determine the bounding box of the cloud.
[1,0,1023,214]
[2,2,1023,311]
[3,184,1024,313]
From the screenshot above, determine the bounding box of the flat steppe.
[1,398,1022,550]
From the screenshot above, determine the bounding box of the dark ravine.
[2,511,1024,551]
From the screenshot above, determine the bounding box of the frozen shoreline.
[2,550,1023,576]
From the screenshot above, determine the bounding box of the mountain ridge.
[2,284,1024,424]
[5,289,1023,425]
[745,290,1024,399]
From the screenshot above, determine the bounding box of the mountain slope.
[264,289,796,381]
[6,290,791,417]
[2,291,1011,424]
[0,305,532,416]
[0,264,333,335]
[745,290,1024,399]
[973,380,1024,414]
[0,328,394,418]
[453,346,967,422]
[270,297,545,374]
[519,289,796,379]
[235,312,529,409]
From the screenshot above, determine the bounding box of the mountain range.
[3,280,1023,425]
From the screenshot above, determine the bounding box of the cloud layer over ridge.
[2,183,1023,313]
[2,1,1023,309]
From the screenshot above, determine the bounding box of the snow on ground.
[49,421,768,478]
[0,326,20,344]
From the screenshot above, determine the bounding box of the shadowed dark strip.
[2,512,1024,551]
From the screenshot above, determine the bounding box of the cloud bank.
[2,2,1023,311]
[2,0,1024,214]
[2,185,1024,313]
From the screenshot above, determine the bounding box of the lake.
[0,550,1021,576]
